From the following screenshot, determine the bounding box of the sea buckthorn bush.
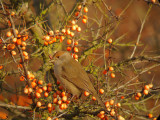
[0,0,160,120]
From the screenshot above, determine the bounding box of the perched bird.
[51,51,104,106]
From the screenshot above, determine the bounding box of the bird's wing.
[61,59,104,106]
[61,59,94,92]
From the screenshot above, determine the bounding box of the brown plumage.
[51,51,104,106]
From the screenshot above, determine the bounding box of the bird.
[50,51,104,107]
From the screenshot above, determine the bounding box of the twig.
[130,5,152,58]
[0,103,31,110]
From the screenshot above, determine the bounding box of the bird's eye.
[57,55,60,58]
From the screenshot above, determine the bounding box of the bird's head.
[49,51,71,64]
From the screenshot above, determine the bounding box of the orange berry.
[6,31,12,37]
[83,15,88,19]
[22,46,26,50]
[118,115,125,120]
[47,117,52,120]
[66,29,70,35]
[144,85,150,90]
[53,98,58,104]
[78,5,82,10]
[143,89,149,95]
[135,95,139,100]
[58,100,62,105]
[23,51,28,56]
[121,96,125,99]
[24,55,29,60]
[53,93,57,98]
[74,41,78,45]
[10,44,15,49]
[151,0,156,3]
[22,36,27,41]
[35,92,41,98]
[63,103,67,109]
[48,103,52,108]
[62,96,67,102]
[17,64,23,68]
[75,11,79,16]
[8,20,11,26]
[48,108,52,113]
[67,46,71,51]
[21,42,26,47]
[70,32,74,37]
[15,29,18,34]
[100,111,105,115]
[52,37,57,42]
[12,38,17,43]
[136,92,142,97]
[37,88,43,93]
[11,51,16,56]
[11,11,15,16]
[61,29,66,33]
[99,89,104,94]
[67,39,72,44]
[48,40,53,44]
[0,65,3,70]
[66,100,70,104]
[56,90,61,95]
[44,92,49,97]
[82,18,87,24]
[103,70,107,75]
[116,103,121,107]
[84,7,88,13]
[52,105,55,110]
[58,85,63,90]
[105,101,110,108]
[84,91,90,96]
[31,81,37,88]
[98,114,105,119]
[7,44,12,50]
[28,87,33,93]
[149,84,153,88]
[109,67,114,71]
[57,80,60,85]
[77,27,81,32]
[20,76,25,81]
[36,101,41,107]
[74,47,78,52]
[108,38,112,43]
[148,113,153,118]
[24,87,28,94]
[153,118,157,120]
[45,35,50,41]
[55,30,59,34]
[47,86,52,92]
[92,96,96,101]
[111,73,115,78]
[72,25,76,31]
[49,30,54,35]
[71,20,76,25]
[16,39,22,45]
[73,54,78,59]
[109,100,114,105]
[44,41,48,46]
[61,91,66,97]
[60,36,65,42]
[38,80,43,85]
[110,109,115,116]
